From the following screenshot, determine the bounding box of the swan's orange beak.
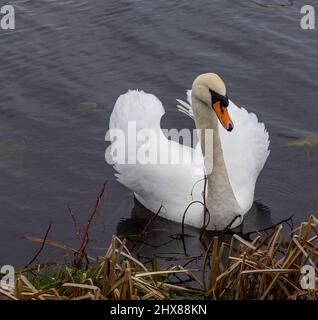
[212,101,234,132]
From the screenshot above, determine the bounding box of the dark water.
[0,0,317,266]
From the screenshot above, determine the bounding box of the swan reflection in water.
[117,198,273,268]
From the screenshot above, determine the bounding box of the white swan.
[108,73,270,230]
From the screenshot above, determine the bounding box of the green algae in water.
[74,101,97,113]
[285,137,318,147]
[0,137,25,169]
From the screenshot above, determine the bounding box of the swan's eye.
[209,89,229,108]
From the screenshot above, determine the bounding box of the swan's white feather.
[176,98,194,119]
[109,89,270,229]
[177,90,270,213]
[109,90,205,227]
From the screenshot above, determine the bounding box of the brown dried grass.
[1,184,317,300]
[204,215,318,300]
[0,215,317,300]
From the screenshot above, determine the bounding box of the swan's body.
[108,74,270,230]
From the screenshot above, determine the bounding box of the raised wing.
[176,90,270,212]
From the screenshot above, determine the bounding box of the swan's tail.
[107,90,166,186]
[109,90,165,135]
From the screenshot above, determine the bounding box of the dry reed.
[0,215,317,300]
[0,183,317,300]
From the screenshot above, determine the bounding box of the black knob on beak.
[227,123,234,132]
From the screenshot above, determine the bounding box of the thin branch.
[67,205,82,243]
[23,235,94,261]
[199,174,211,241]
[241,215,294,239]
[181,200,207,256]
[190,177,205,198]
[25,223,52,268]
[131,205,162,252]
[73,181,107,265]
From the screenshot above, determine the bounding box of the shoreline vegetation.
[0,183,317,300]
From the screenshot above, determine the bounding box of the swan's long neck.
[192,96,242,230]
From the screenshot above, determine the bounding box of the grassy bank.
[1,214,318,300]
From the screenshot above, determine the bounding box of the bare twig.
[180,200,207,256]
[131,205,163,252]
[23,235,94,261]
[241,215,294,238]
[199,174,210,241]
[25,223,52,268]
[73,181,107,266]
[67,205,82,243]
